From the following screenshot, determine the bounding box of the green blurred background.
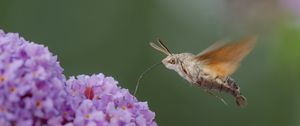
[1,0,300,126]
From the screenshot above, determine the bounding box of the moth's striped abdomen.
[196,77,247,107]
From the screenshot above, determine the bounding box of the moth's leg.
[204,89,228,106]
[194,77,204,88]
[186,74,195,87]
[180,61,194,87]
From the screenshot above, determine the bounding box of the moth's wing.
[194,36,257,78]
[197,40,227,56]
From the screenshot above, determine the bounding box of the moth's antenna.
[134,62,162,96]
[157,39,172,54]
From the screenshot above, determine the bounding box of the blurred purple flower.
[281,0,300,17]
[66,74,157,126]
[0,29,157,126]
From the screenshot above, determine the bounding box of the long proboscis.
[134,62,162,96]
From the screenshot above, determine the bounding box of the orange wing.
[194,36,257,78]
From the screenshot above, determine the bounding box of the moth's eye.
[168,59,176,64]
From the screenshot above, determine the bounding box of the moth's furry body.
[162,53,246,106]
[150,37,256,107]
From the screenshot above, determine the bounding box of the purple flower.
[0,30,67,125]
[66,74,157,126]
[0,29,157,126]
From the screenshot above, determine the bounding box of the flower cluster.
[65,74,156,126]
[0,30,67,125]
[0,30,157,126]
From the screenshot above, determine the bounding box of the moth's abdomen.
[196,77,247,107]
